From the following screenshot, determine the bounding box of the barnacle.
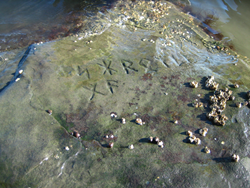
[199,128,208,137]
[236,102,242,108]
[154,137,159,143]
[72,131,80,138]
[47,109,52,115]
[136,118,145,125]
[157,141,164,148]
[231,154,240,162]
[110,112,117,118]
[234,83,239,88]
[109,142,114,148]
[194,138,201,145]
[149,136,153,142]
[190,81,199,88]
[247,91,250,98]
[186,130,193,137]
[128,144,134,149]
[189,135,196,143]
[122,118,126,124]
[204,146,210,154]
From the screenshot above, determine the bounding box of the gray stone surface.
[0,1,250,187]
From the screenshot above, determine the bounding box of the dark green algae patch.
[1,1,250,187]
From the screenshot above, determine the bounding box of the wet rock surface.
[0,1,250,187]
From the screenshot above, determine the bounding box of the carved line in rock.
[83,83,106,100]
[77,66,90,79]
[107,80,118,94]
[121,59,138,74]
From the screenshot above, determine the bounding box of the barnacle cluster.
[206,83,232,126]
[205,76,219,90]
[149,136,164,148]
[193,101,203,108]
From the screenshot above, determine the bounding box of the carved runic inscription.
[121,60,138,74]
[83,83,106,100]
[98,60,117,75]
[81,58,161,99]
[107,80,118,94]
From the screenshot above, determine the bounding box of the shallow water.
[188,0,250,57]
[0,0,114,51]
[1,0,250,187]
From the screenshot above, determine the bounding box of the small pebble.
[65,146,69,151]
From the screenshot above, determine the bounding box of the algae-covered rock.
[0,1,250,187]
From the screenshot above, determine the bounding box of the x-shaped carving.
[83,83,106,100]
[98,60,117,75]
